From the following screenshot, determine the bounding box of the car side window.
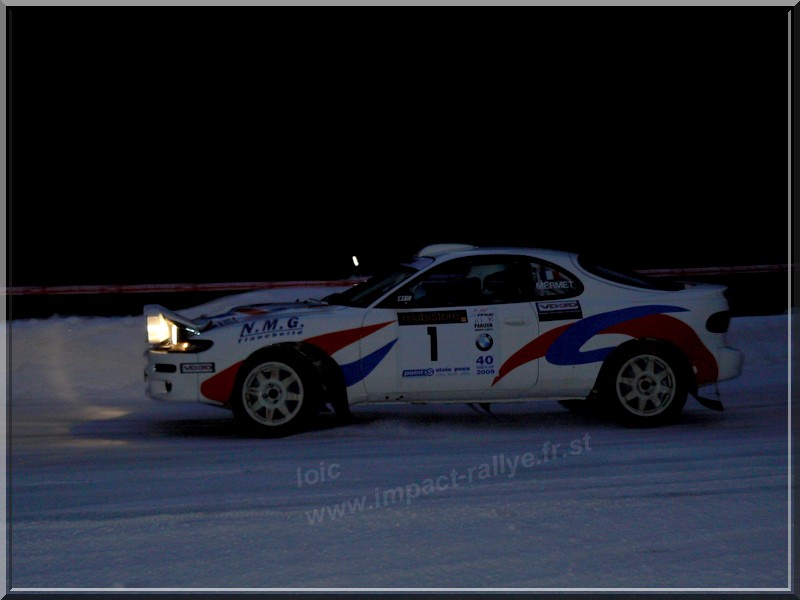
[530,260,583,298]
[379,256,539,308]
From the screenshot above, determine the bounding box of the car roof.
[416,243,578,264]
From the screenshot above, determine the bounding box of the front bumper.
[144,350,202,403]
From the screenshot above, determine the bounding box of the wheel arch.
[590,336,696,398]
[233,341,349,414]
[293,341,350,416]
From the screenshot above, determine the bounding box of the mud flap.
[467,402,499,419]
[692,383,724,412]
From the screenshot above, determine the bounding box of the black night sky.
[7,7,790,288]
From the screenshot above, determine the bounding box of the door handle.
[503,317,529,326]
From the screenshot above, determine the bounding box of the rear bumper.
[716,346,743,382]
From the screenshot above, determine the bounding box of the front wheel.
[231,350,320,437]
[601,342,689,427]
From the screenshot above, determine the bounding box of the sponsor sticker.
[434,366,472,376]
[476,355,495,375]
[181,362,215,374]
[403,366,472,377]
[536,300,583,322]
[471,307,495,331]
[536,280,575,291]
[239,316,305,342]
[403,368,435,377]
[475,333,494,351]
[398,310,468,326]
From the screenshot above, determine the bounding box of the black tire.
[230,349,322,437]
[599,341,689,427]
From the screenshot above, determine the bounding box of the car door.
[360,255,541,401]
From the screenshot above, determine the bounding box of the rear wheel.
[601,342,689,427]
[231,350,321,437]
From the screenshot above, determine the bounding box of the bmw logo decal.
[476,333,494,351]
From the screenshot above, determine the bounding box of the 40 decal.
[476,355,495,376]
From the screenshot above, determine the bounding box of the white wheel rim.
[242,361,304,426]
[615,354,676,417]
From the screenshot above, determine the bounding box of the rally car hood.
[194,300,349,331]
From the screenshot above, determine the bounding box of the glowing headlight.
[147,314,172,345]
[145,305,210,352]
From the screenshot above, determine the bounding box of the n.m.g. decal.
[239,316,304,342]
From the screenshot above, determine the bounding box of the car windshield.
[325,257,434,308]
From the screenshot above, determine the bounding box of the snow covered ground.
[5,287,793,591]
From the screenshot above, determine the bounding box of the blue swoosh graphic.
[341,339,399,387]
[545,305,688,365]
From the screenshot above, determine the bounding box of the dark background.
[6,7,791,316]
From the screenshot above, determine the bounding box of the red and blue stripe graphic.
[200,321,396,402]
[493,305,718,386]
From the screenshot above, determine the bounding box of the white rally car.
[144,244,743,436]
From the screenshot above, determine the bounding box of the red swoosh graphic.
[304,321,394,355]
[492,324,571,386]
[200,321,395,404]
[601,314,718,384]
[492,314,719,387]
[200,361,244,403]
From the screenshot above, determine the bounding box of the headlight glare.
[147,314,171,344]
[145,306,211,352]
